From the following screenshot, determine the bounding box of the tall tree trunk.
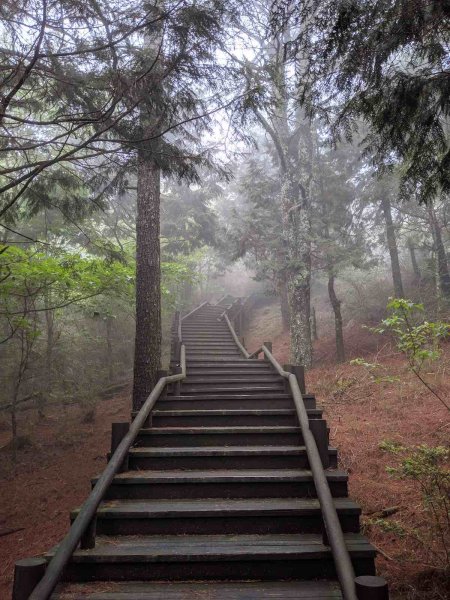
[428,202,450,300]
[407,239,421,280]
[106,316,114,383]
[132,8,163,411]
[310,306,318,341]
[327,265,345,363]
[277,275,290,330]
[380,193,404,297]
[42,302,54,418]
[132,156,161,411]
[281,177,312,368]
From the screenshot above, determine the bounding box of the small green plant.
[350,357,400,384]
[365,517,408,537]
[381,441,450,569]
[372,299,449,411]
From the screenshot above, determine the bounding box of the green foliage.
[380,441,450,568]
[0,245,134,326]
[373,299,449,372]
[350,357,400,384]
[273,0,450,203]
[365,517,407,538]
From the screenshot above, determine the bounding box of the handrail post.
[173,366,182,396]
[80,515,97,549]
[111,422,129,473]
[355,576,389,599]
[309,418,330,469]
[291,364,306,395]
[263,341,272,354]
[282,364,293,392]
[12,558,47,600]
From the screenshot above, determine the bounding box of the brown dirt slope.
[0,392,130,598]
[246,303,449,600]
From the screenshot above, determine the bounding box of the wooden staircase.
[24,301,380,599]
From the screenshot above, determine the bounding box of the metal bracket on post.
[111,422,130,472]
[12,558,47,600]
[355,576,389,599]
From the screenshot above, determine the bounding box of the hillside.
[245,302,449,600]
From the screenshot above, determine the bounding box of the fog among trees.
[0,2,449,596]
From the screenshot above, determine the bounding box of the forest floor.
[0,304,448,599]
[246,302,450,600]
[0,390,130,598]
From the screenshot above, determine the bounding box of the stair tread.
[164,393,296,399]
[58,533,374,560]
[139,426,301,434]
[153,409,296,416]
[178,387,286,393]
[99,469,347,484]
[52,580,343,599]
[73,498,359,518]
[129,446,336,456]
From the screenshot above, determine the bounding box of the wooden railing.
[25,308,189,600]
[220,304,359,600]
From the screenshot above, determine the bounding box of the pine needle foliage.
[271,0,450,203]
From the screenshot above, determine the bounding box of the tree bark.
[278,276,290,330]
[42,302,54,418]
[132,156,161,411]
[310,305,318,341]
[106,316,114,383]
[380,193,404,298]
[327,266,345,363]
[280,177,312,368]
[428,202,450,300]
[407,239,421,280]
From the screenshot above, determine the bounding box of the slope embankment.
[245,301,449,600]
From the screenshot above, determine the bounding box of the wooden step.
[182,376,285,384]
[158,393,316,410]
[128,445,337,469]
[134,426,308,447]
[54,533,375,582]
[71,498,359,536]
[97,469,348,500]
[52,580,344,599]
[184,368,276,376]
[151,409,299,427]
[184,358,268,364]
[178,386,287,395]
[156,394,322,410]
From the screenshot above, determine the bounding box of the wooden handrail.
[181,300,209,322]
[223,313,250,358]
[261,344,357,600]
[222,305,358,600]
[28,308,189,600]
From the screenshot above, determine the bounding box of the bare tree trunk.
[132,9,163,411]
[310,305,318,341]
[132,156,161,411]
[428,202,450,300]
[106,316,114,383]
[41,290,54,419]
[407,239,421,280]
[277,276,290,330]
[381,193,404,298]
[281,178,312,368]
[327,266,345,363]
